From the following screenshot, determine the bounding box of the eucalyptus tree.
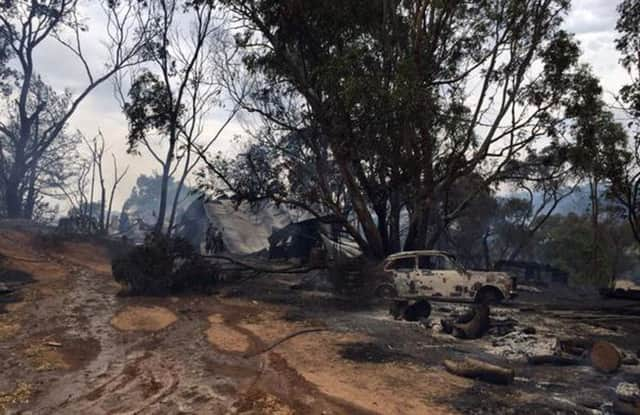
[612,0,640,246]
[205,0,587,259]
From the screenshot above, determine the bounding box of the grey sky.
[32,0,629,215]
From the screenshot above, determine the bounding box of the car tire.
[376,284,398,299]
[403,300,431,321]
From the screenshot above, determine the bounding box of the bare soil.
[0,223,639,414]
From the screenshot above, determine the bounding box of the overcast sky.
[32,0,629,215]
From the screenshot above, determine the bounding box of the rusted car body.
[374,250,516,304]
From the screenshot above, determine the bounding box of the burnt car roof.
[386,250,455,259]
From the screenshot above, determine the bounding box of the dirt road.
[1,225,639,414]
[0,227,462,414]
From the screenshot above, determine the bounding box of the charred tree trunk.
[335,157,385,259]
[590,178,600,282]
[155,136,176,235]
[389,190,401,253]
[5,152,26,218]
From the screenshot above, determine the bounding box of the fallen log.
[591,340,622,374]
[443,357,514,385]
[527,354,582,366]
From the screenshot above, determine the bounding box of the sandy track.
[2,228,458,414]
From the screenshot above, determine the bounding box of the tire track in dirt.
[203,307,376,414]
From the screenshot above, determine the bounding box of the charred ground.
[0,222,639,415]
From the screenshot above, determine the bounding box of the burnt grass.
[339,341,417,364]
[217,272,640,414]
[0,268,34,313]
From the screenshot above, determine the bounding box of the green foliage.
[209,0,581,257]
[111,233,219,295]
[616,0,640,135]
[536,214,636,286]
[123,71,177,154]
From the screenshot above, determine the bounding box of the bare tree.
[0,0,153,218]
[82,131,108,232]
[119,0,240,235]
[105,154,129,232]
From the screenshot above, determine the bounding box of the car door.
[418,255,465,300]
[416,255,441,298]
[386,256,417,296]
[434,255,467,300]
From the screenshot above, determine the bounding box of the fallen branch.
[244,328,329,358]
[444,357,514,385]
[203,254,325,275]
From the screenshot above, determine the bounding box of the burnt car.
[374,250,516,304]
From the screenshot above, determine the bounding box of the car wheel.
[376,284,397,299]
[475,288,503,305]
[403,300,431,321]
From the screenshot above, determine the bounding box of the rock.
[522,326,536,335]
[616,383,640,403]
[591,341,622,374]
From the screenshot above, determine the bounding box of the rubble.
[489,331,558,362]
[622,352,640,366]
[616,382,640,403]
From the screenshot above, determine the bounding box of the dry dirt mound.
[111,306,177,331]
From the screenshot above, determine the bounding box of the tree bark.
[155,138,175,235]
[389,190,401,253]
[335,157,385,259]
